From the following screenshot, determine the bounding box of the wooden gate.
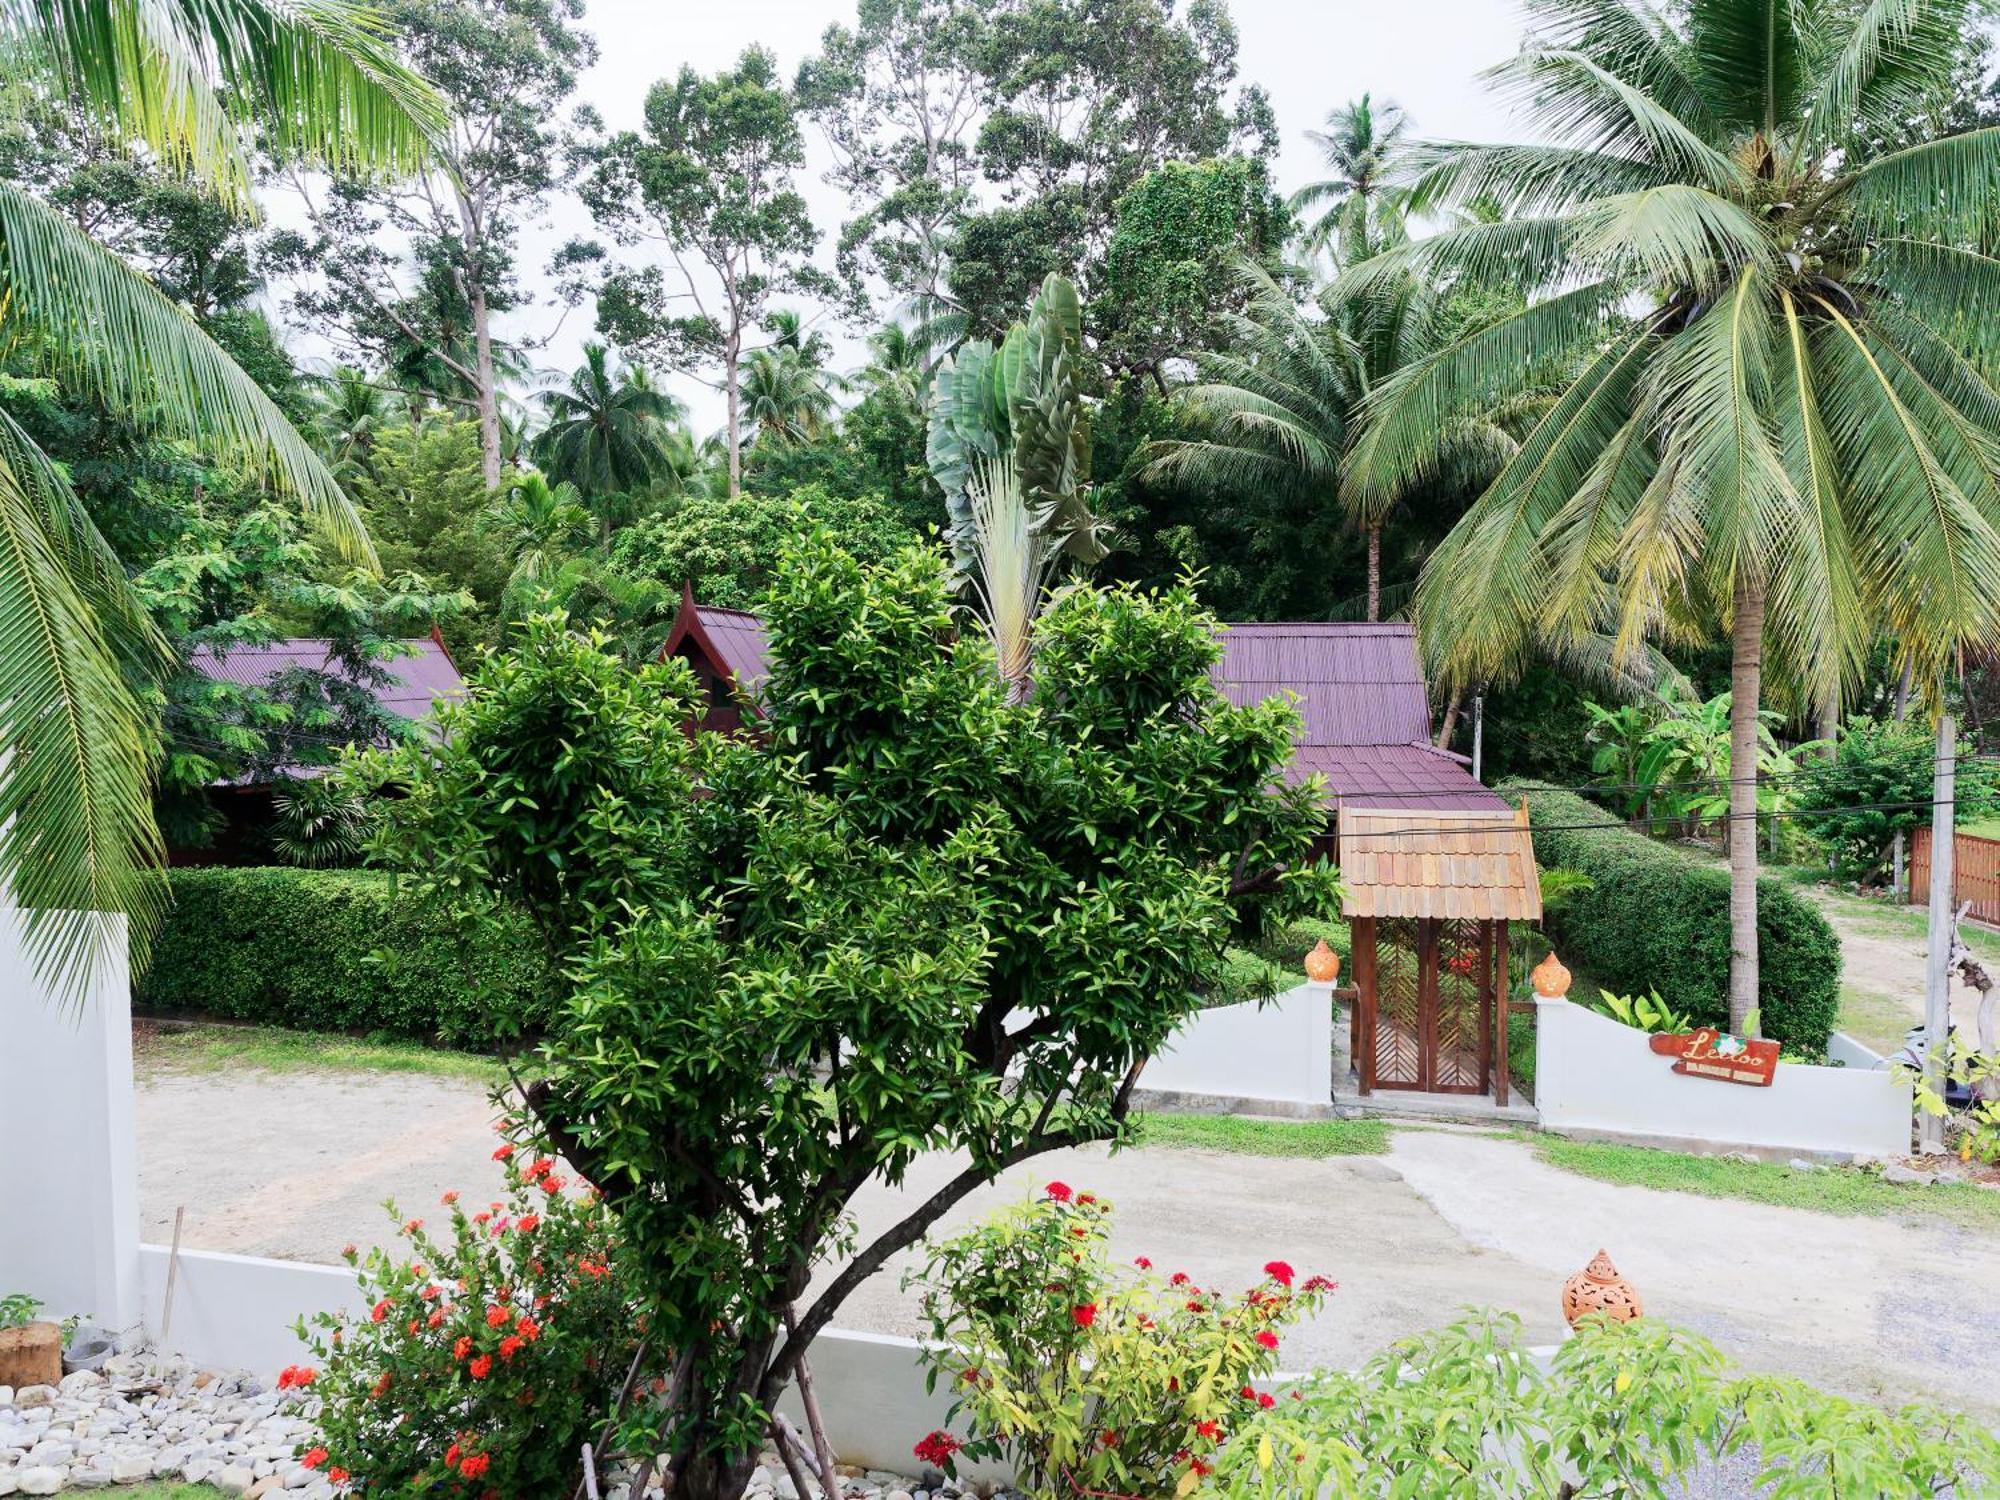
[1353,916,1498,1094]
[1910,828,2000,924]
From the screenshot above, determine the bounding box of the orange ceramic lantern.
[1532,950,1572,999]
[1304,939,1341,985]
[1562,1249,1643,1327]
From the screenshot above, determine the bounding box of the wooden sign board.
[1647,1027,1780,1087]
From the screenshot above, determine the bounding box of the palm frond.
[1834,124,2000,244]
[0,408,167,1003]
[1570,184,1777,290]
[1687,0,1804,134]
[2,0,445,206]
[1800,0,1969,154]
[1401,141,1670,219]
[0,183,371,559]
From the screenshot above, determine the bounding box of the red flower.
[1302,1275,1338,1294]
[1134,1256,1152,1269]
[1070,1303,1098,1328]
[459,1452,491,1480]
[1239,1385,1256,1400]
[468,1354,494,1380]
[1077,1192,1097,1205]
[515,1214,540,1235]
[500,1335,525,1360]
[540,1174,567,1195]
[276,1365,316,1390]
[1044,1180,1073,1202]
[403,1218,422,1233]
[445,1442,461,1468]
[492,1143,515,1161]
[441,1190,459,1205]
[1098,1430,1120,1449]
[1189,1459,1213,1478]
[1255,1330,1280,1351]
[525,1157,555,1182]
[370,1299,392,1324]
[1263,1260,1295,1288]
[1186,1300,1206,1313]
[958,1368,982,1384]
[453,1336,473,1361]
[339,1243,357,1261]
[1169,1272,1191,1287]
[427,1309,445,1330]
[1194,1420,1222,1441]
[485,1305,510,1329]
[1068,1226,1086,1238]
[516,1317,540,1342]
[405,1319,421,1336]
[1257,1391,1277,1409]
[369,1373,392,1400]
[328,1467,349,1485]
[301,1447,328,1469]
[913,1431,962,1468]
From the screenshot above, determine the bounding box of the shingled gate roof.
[1336,804,1543,922]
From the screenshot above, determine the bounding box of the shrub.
[1209,1312,2000,1498]
[1793,715,2000,883]
[1503,782,1842,1054]
[137,867,555,1046]
[288,1126,645,1496]
[907,1183,1334,1498]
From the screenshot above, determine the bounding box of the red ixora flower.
[1186,1300,1206,1314]
[328,1467,349,1485]
[1263,1260,1295,1288]
[402,1218,422,1234]
[1133,1256,1152,1269]
[913,1431,962,1468]
[453,1336,473,1361]
[525,1157,555,1182]
[499,1335,525,1360]
[1189,1459,1213,1478]
[485,1305,510,1329]
[1194,1420,1222,1441]
[540,1174,567,1195]
[1301,1275,1338,1294]
[1044,1181,1073,1202]
[441,1190,459,1205]
[369,1299,392,1324]
[1070,1303,1098,1328]
[468,1354,494,1380]
[516,1317,541,1342]
[300,1447,328,1469]
[458,1452,491,1480]
[1254,1330,1280,1351]
[1169,1272,1191,1287]
[1256,1391,1277,1409]
[492,1143,515,1161]
[515,1213,541,1235]
[276,1365,316,1390]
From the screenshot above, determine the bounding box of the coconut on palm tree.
[0,0,442,993]
[1345,0,2000,1031]
[532,343,685,538]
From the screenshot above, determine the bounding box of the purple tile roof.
[660,602,1502,811]
[187,636,466,778]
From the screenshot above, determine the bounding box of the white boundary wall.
[1141,981,1334,1106]
[1532,995,1912,1157]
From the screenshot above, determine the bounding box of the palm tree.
[737,345,838,450]
[855,321,933,401]
[1346,0,2000,1031]
[1289,93,1410,262]
[0,0,441,993]
[312,366,398,483]
[532,343,684,535]
[481,472,594,615]
[1143,260,1521,620]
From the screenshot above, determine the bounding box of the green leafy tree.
[482,470,594,616]
[531,342,685,535]
[0,0,440,992]
[1796,714,2000,881]
[265,0,595,487]
[1354,0,2000,1030]
[606,482,917,615]
[577,46,822,497]
[927,274,1110,686]
[351,536,1334,1500]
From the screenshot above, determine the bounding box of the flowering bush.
[288,1123,646,1495]
[907,1182,1333,1499]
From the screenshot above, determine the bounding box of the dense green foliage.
[137,867,554,1046]
[1794,715,2000,881]
[1505,782,1842,1054]
[351,536,1334,1500]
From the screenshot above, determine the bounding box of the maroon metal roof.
[653,598,1499,810]
[187,635,465,778]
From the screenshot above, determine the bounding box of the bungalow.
[660,589,1541,1106]
[176,630,465,863]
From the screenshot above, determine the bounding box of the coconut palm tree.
[1346,0,2000,1030]
[1143,259,1524,620]
[532,343,684,535]
[0,0,442,994]
[737,345,839,450]
[1289,93,1410,262]
[312,366,399,483]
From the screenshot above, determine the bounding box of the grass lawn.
[1528,1134,2000,1232]
[121,1488,212,1499]
[1835,982,1916,1056]
[1131,1111,1390,1156]
[135,1021,507,1084]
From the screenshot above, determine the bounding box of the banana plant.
[926,274,1109,688]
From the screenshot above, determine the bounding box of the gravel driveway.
[135,1061,2000,1425]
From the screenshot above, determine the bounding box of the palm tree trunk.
[1729,579,1765,1035]
[1436,687,1463,751]
[1365,521,1382,622]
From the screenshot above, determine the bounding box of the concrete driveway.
[135,1064,2000,1422]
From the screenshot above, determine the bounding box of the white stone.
[13,1470,63,1497]
[216,1464,256,1494]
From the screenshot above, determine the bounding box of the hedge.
[138,867,556,1046]
[1504,781,1843,1055]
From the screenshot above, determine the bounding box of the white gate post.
[0,909,143,1338]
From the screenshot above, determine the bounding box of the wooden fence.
[1909,828,2000,924]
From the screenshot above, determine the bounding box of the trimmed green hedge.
[138,867,556,1046]
[1505,781,1843,1054]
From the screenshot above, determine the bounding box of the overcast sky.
[282,0,1538,429]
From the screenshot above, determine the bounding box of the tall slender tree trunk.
[1365,520,1382,622]
[1437,687,1464,751]
[470,278,503,490]
[1729,579,1766,1035]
